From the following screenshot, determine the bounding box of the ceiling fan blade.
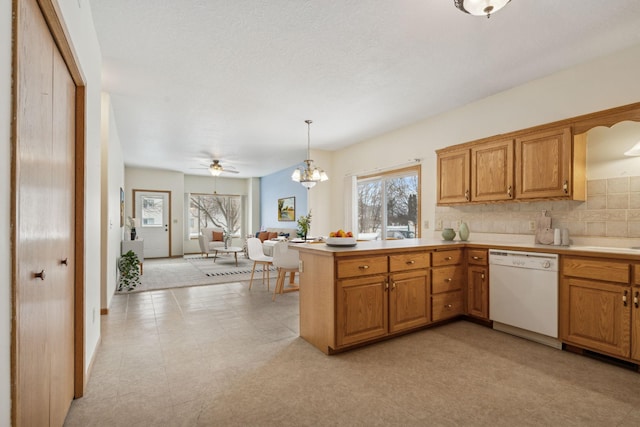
[223,169,240,174]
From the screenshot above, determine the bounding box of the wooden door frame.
[132,189,173,258]
[10,1,87,424]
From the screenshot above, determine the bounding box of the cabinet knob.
[445,278,452,282]
[634,291,639,309]
[406,260,415,265]
[392,282,396,290]
[359,265,369,270]
[472,256,482,260]
[563,180,569,194]
[385,282,389,291]
[464,189,470,201]
[623,290,628,306]
[445,304,453,309]
[481,274,485,280]
[445,256,452,261]
[34,270,46,281]
[507,185,512,198]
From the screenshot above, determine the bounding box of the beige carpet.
[120,255,277,293]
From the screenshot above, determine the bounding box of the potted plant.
[118,250,141,291]
[297,210,312,240]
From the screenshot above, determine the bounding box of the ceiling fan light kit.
[206,159,239,176]
[454,0,511,18]
[291,120,329,189]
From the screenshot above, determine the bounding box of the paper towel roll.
[553,228,561,245]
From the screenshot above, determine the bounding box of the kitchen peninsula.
[295,238,640,369]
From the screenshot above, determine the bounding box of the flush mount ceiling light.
[624,141,640,156]
[291,120,328,189]
[454,0,511,18]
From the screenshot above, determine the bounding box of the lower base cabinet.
[560,256,640,363]
[389,270,430,333]
[336,275,389,347]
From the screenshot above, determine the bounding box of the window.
[357,166,420,240]
[188,193,242,239]
[141,196,164,227]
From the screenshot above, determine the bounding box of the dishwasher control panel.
[489,249,558,271]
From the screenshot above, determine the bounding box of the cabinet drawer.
[431,266,464,294]
[432,249,463,267]
[337,256,387,279]
[389,252,430,272]
[432,290,464,322]
[562,257,630,283]
[634,265,640,285]
[467,249,488,266]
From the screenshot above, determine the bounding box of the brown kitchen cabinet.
[437,148,470,204]
[515,127,585,200]
[437,138,514,205]
[560,256,636,361]
[431,249,465,321]
[467,249,489,320]
[633,265,640,361]
[471,138,514,202]
[335,252,430,349]
[336,274,389,347]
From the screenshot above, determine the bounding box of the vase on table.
[130,228,136,241]
[459,222,470,241]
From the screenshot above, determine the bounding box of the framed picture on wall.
[278,196,295,221]
[120,187,125,227]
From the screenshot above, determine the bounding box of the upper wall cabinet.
[515,127,586,200]
[434,99,640,206]
[471,138,514,202]
[437,148,470,204]
[437,138,515,205]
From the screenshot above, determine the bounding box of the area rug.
[118,255,277,293]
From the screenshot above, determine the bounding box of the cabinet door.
[633,287,640,362]
[515,128,572,199]
[437,149,470,204]
[389,270,430,333]
[336,275,388,347]
[560,278,631,358]
[471,138,514,202]
[467,266,489,319]
[432,290,464,322]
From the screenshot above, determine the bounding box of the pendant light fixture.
[454,0,510,18]
[291,120,328,189]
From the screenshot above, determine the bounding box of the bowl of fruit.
[325,230,357,247]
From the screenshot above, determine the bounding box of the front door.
[134,190,171,258]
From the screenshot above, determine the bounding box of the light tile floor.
[65,280,640,426]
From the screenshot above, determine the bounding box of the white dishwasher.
[489,249,561,349]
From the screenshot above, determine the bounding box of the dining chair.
[271,241,300,301]
[247,237,273,291]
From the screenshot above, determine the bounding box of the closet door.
[15,0,75,424]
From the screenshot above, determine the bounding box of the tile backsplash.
[435,176,640,239]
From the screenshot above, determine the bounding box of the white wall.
[101,94,125,311]
[330,44,640,237]
[307,149,332,236]
[1,0,12,422]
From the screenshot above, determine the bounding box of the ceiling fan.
[193,159,240,176]
[207,160,239,176]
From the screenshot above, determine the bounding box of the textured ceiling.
[89,0,640,178]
